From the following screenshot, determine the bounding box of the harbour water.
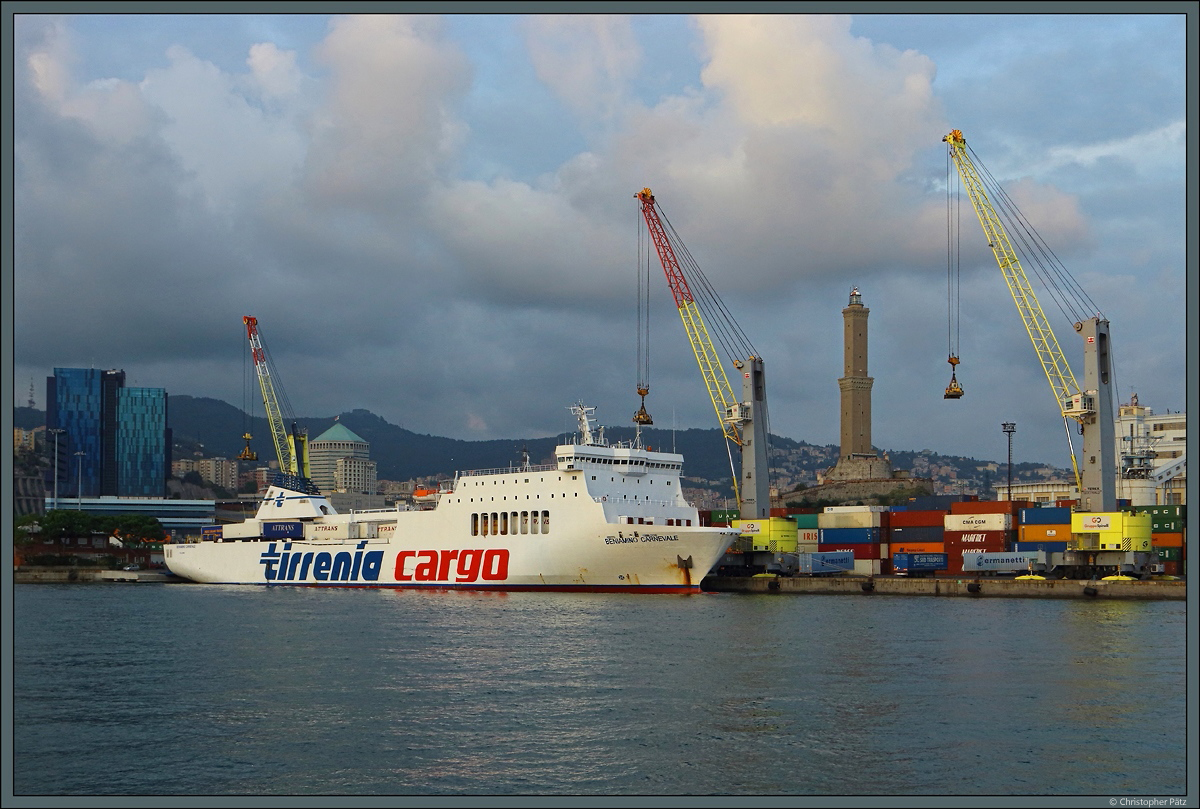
[10,583,1190,798]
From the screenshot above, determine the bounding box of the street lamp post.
[49,428,65,511]
[74,451,85,506]
[1002,422,1016,502]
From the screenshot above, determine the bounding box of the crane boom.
[635,188,772,519]
[243,315,300,478]
[635,188,741,450]
[943,130,1115,511]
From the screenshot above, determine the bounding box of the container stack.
[942,500,1028,573]
[889,509,948,554]
[818,505,890,576]
[1015,506,1071,554]
[1135,504,1187,576]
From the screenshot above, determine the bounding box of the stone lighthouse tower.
[825,287,892,481]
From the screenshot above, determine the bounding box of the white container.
[945,513,1012,532]
[853,559,882,577]
[824,505,889,513]
[819,511,883,529]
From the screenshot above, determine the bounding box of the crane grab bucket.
[944,355,964,399]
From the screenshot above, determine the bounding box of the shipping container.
[892,552,948,573]
[1161,561,1180,576]
[797,529,819,544]
[946,513,1012,532]
[796,551,855,575]
[853,559,882,577]
[1055,500,1079,508]
[792,514,819,529]
[889,541,945,554]
[1019,507,1073,526]
[949,500,1032,515]
[960,551,1045,574]
[823,505,890,513]
[1151,519,1183,532]
[889,509,948,527]
[819,511,885,529]
[1019,524,1069,542]
[818,542,882,559]
[887,525,943,544]
[1153,547,1182,562]
[944,529,1012,550]
[1151,532,1184,548]
[1013,540,1068,553]
[818,527,881,544]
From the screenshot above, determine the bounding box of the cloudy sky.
[9,11,1190,468]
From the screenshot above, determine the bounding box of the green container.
[1152,520,1182,532]
[1154,547,1182,562]
[792,514,819,529]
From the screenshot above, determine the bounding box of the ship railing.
[456,462,557,478]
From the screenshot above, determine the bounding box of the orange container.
[1151,532,1184,548]
[1020,524,1070,542]
[889,541,945,555]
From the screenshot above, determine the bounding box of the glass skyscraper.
[46,368,170,497]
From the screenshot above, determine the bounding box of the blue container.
[262,520,304,539]
[1019,507,1072,526]
[818,527,880,544]
[1014,541,1068,553]
[797,551,855,574]
[892,552,948,572]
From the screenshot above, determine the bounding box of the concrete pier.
[702,575,1186,600]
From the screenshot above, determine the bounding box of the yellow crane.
[635,188,770,519]
[243,315,315,491]
[943,129,1115,511]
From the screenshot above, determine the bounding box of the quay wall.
[702,575,1186,600]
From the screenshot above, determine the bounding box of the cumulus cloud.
[305,14,471,210]
[12,13,1185,466]
[524,15,641,125]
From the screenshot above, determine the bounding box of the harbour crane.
[634,188,770,520]
[942,129,1115,512]
[243,315,318,493]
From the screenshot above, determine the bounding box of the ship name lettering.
[258,543,384,583]
[394,548,510,583]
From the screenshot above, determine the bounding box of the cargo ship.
[164,404,737,592]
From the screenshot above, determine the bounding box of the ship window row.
[472,510,551,536]
[621,517,691,526]
[558,456,680,471]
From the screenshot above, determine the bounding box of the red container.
[817,542,882,559]
[1056,500,1078,508]
[949,500,1033,515]
[1161,561,1180,576]
[944,529,1011,551]
[889,509,948,527]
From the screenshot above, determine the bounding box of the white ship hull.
[166,406,737,593]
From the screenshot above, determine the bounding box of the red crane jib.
[637,191,694,307]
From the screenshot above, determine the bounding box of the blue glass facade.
[47,368,104,497]
[47,368,169,498]
[117,387,168,496]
